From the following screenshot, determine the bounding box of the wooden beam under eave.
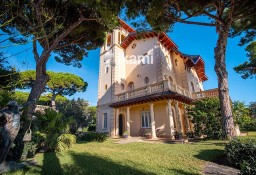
[161,37,168,43]
[166,42,173,49]
[127,37,133,42]
[149,33,155,37]
[158,35,164,41]
[130,35,136,40]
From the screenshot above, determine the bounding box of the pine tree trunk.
[51,93,57,109]
[214,27,235,139]
[27,63,49,114]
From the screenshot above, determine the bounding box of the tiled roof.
[118,18,135,33]
[118,19,208,82]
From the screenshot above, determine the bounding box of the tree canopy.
[0,0,124,113]
[249,102,256,119]
[232,101,252,131]
[18,70,87,106]
[234,41,256,79]
[0,52,19,90]
[0,0,122,67]
[14,91,68,106]
[57,98,92,133]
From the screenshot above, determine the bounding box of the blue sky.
[1,20,255,106]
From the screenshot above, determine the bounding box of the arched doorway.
[118,114,124,136]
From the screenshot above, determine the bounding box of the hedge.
[225,137,256,175]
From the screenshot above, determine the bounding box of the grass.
[4,139,227,175]
[247,131,256,137]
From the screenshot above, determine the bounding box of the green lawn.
[247,131,256,137]
[5,140,226,175]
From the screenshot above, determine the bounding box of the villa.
[96,19,218,139]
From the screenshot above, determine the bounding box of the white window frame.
[103,113,107,129]
[141,111,151,128]
[105,66,109,74]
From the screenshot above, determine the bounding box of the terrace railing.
[115,80,219,102]
[115,80,192,102]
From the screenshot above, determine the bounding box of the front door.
[118,114,123,136]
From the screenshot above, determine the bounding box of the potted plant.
[122,131,129,138]
[144,129,152,139]
[174,131,182,140]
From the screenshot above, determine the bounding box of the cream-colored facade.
[96,20,210,138]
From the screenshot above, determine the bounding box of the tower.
[96,21,132,136]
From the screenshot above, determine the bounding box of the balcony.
[115,80,192,102]
[192,88,219,99]
[115,80,219,103]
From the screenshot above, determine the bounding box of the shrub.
[95,132,108,142]
[80,132,108,142]
[88,124,96,131]
[225,137,256,174]
[56,134,76,152]
[242,120,256,131]
[187,97,222,139]
[33,109,74,152]
[186,131,195,138]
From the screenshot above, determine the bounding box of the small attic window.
[118,33,126,44]
[107,35,111,47]
[121,34,126,43]
[132,43,137,49]
[175,59,178,66]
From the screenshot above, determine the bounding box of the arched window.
[121,83,125,90]
[175,59,178,66]
[128,82,134,91]
[107,35,111,47]
[144,77,149,84]
[105,85,108,91]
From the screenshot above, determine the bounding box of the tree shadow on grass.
[17,150,156,175]
[42,152,64,175]
[194,149,224,162]
[194,149,235,167]
[62,151,156,175]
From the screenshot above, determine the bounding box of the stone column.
[167,100,175,139]
[116,108,119,136]
[175,102,182,133]
[150,103,157,139]
[126,107,130,137]
[184,104,190,133]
